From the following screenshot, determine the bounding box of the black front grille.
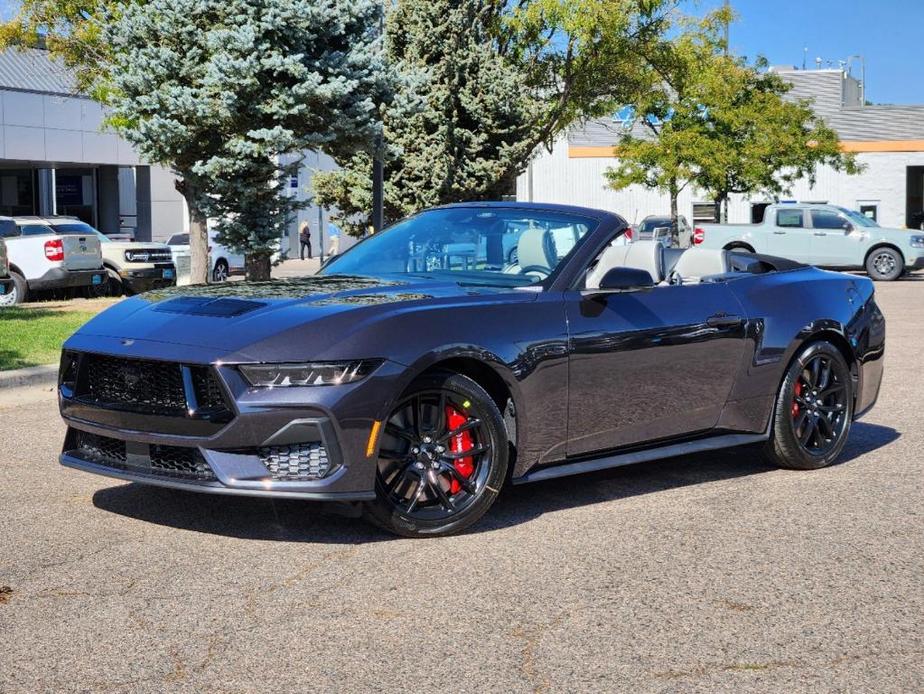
[81,354,186,416]
[70,430,215,481]
[73,354,232,421]
[75,431,127,466]
[151,444,215,480]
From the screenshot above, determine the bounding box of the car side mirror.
[596,266,655,291]
[843,222,854,232]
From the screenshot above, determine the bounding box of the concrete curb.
[0,364,58,390]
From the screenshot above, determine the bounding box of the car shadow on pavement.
[91,422,899,541]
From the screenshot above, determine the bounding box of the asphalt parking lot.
[0,277,922,692]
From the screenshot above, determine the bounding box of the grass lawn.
[0,306,98,370]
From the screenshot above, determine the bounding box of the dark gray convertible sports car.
[59,203,885,536]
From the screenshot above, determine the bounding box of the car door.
[765,208,815,262]
[564,281,748,457]
[808,209,858,267]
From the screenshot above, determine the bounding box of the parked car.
[0,227,13,301]
[694,203,924,281]
[27,217,176,297]
[58,202,883,537]
[635,215,692,247]
[0,216,104,305]
[166,230,245,283]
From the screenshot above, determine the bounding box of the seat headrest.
[516,227,554,269]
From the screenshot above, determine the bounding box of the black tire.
[364,372,509,537]
[507,247,519,265]
[212,259,229,282]
[865,247,903,281]
[763,341,853,470]
[0,271,27,306]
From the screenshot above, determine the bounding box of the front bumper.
[120,264,177,293]
[58,337,408,502]
[29,267,105,292]
[907,255,924,271]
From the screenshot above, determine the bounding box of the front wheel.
[364,372,508,537]
[866,247,903,281]
[763,341,853,470]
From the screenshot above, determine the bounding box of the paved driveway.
[0,278,921,692]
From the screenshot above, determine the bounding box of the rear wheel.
[865,247,903,281]
[763,341,853,470]
[0,271,26,306]
[364,372,508,537]
[212,259,229,282]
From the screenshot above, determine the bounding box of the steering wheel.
[519,265,550,280]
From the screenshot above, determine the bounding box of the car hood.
[70,274,537,361]
[105,241,172,250]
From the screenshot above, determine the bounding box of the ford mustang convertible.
[58,203,885,537]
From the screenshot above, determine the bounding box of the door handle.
[772,230,786,234]
[814,232,827,236]
[706,313,743,328]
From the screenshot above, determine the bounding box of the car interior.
[584,240,799,289]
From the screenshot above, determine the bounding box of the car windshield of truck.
[168,234,189,246]
[320,207,599,286]
[21,224,56,236]
[52,222,101,236]
[838,208,879,228]
[639,217,670,232]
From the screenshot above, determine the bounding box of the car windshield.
[168,234,189,245]
[639,218,670,232]
[52,222,102,236]
[320,207,598,286]
[838,207,879,228]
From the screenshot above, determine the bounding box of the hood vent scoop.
[153,296,265,317]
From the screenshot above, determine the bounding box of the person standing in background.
[328,221,341,256]
[299,220,312,260]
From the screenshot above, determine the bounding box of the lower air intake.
[150,444,216,480]
[260,443,333,481]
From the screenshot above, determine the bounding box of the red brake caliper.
[791,381,802,417]
[445,405,474,494]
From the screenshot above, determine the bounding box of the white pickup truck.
[693,203,924,281]
[0,216,105,305]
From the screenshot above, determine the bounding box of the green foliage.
[100,0,390,279]
[315,0,674,234]
[0,0,123,100]
[605,9,860,220]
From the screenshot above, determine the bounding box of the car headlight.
[910,235,924,249]
[238,360,382,387]
[124,250,150,262]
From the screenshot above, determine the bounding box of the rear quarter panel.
[698,223,763,251]
[719,267,884,432]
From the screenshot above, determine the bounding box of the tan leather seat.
[585,240,664,289]
[665,249,729,284]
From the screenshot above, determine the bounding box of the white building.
[0,47,352,256]
[518,67,924,229]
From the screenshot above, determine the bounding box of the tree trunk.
[175,178,209,285]
[669,179,679,246]
[246,253,272,282]
[713,194,729,225]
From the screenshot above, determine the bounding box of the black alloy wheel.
[764,341,853,470]
[365,372,508,537]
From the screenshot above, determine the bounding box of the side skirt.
[512,431,770,485]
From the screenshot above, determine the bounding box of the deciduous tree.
[314,0,675,234]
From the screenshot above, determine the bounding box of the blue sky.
[692,0,924,104]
